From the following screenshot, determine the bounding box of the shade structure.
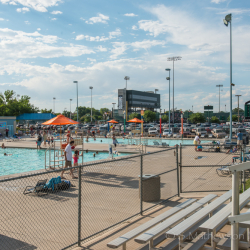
[107,119,118,124]
[42,114,79,125]
[127,118,143,123]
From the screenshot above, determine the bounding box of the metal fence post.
[78,165,82,246]
[140,154,143,215]
[243,145,246,192]
[179,144,182,194]
[176,144,180,196]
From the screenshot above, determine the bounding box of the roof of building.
[17,113,56,120]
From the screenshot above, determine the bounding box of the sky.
[0,0,249,113]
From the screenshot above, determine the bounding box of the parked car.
[148,127,158,135]
[196,127,207,136]
[163,129,171,136]
[212,129,226,138]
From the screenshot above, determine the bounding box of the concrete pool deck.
[0,141,241,250]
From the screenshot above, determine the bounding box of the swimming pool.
[83,138,211,146]
[0,148,129,177]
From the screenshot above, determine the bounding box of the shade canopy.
[42,114,79,125]
[107,119,118,124]
[127,118,143,123]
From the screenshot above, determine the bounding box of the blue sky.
[0,0,249,113]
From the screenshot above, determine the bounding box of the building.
[17,113,56,125]
[0,116,16,137]
[117,89,160,120]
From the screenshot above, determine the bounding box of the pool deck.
[0,138,243,250]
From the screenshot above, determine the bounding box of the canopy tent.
[42,114,79,125]
[107,120,118,124]
[127,118,143,123]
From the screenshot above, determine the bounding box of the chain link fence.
[0,148,178,250]
[179,143,247,193]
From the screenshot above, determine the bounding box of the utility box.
[139,174,161,202]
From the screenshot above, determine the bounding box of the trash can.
[139,174,161,202]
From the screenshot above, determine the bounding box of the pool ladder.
[45,142,65,170]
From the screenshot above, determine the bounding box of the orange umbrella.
[127,118,143,123]
[42,114,79,125]
[107,119,118,124]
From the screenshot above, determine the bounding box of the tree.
[161,114,168,123]
[0,90,39,116]
[189,112,206,124]
[62,110,71,118]
[41,108,53,113]
[227,115,238,122]
[232,108,244,113]
[100,108,110,115]
[211,116,220,123]
[129,113,140,120]
[143,110,156,122]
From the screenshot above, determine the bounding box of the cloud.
[97,45,107,52]
[132,25,138,30]
[37,28,41,31]
[124,13,138,17]
[211,0,227,3]
[16,7,29,13]
[0,18,8,21]
[24,20,30,25]
[87,58,96,64]
[51,10,62,14]
[51,17,57,21]
[76,28,121,42]
[80,17,85,21]
[0,28,94,59]
[1,0,62,12]
[85,13,109,24]
[207,7,250,15]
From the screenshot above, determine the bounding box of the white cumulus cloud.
[211,0,227,3]
[16,7,29,13]
[124,13,138,17]
[51,10,62,14]
[85,13,109,24]
[1,0,62,12]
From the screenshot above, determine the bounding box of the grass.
[240,176,250,193]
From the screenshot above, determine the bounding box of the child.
[73,150,80,167]
[51,137,54,146]
[47,137,51,146]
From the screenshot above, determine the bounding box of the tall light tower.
[53,97,56,113]
[112,103,116,118]
[223,13,233,141]
[235,95,242,122]
[167,56,182,123]
[70,99,72,119]
[89,86,93,123]
[216,85,223,112]
[165,68,171,130]
[124,76,130,89]
[73,81,78,123]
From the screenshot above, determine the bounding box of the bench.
[165,190,232,249]
[107,199,196,249]
[133,194,217,247]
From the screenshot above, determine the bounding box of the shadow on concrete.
[0,234,37,250]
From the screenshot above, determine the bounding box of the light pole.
[70,99,72,119]
[155,89,159,94]
[225,104,226,112]
[216,85,223,112]
[124,76,130,89]
[73,81,78,123]
[235,95,242,122]
[192,105,193,112]
[112,103,116,118]
[223,13,232,141]
[89,86,93,123]
[123,110,126,134]
[53,97,56,113]
[17,94,20,101]
[165,68,171,132]
[167,56,182,124]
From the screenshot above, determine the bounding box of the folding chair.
[23,179,48,196]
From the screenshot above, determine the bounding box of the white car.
[163,129,171,136]
[148,127,158,135]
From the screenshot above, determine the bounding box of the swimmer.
[86,149,88,153]
[96,151,99,154]
[1,143,6,149]
[4,153,12,156]
[93,153,96,157]
[100,140,102,142]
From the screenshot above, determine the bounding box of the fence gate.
[179,144,245,193]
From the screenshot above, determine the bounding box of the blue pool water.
[0,148,129,177]
[83,138,211,146]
